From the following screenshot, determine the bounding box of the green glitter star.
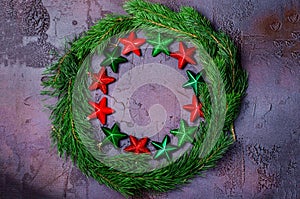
[170,120,198,147]
[147,33,174,57]
[101,123,128,148]
[151,135,177,161]
[101,46,128,73]
[183,70,204,95]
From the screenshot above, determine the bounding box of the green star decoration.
[183,70,204,95]
[101,46,128,73]
[147,33,174,57]
[151,135,177,161]
[170,120,198,147]
[101,123,128,148]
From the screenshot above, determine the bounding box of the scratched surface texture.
[0,0,299,198]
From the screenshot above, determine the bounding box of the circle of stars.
[86,31,205,161]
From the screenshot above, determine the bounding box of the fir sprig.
[42,0,247,197]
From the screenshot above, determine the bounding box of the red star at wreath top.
[124,135,151,154]
[119,32,146,56]
[89,67,116,94]
[170,41,196,69]
[183,95,204,122]
[87,97,114,125]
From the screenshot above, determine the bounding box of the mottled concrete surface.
[0,0,299,198]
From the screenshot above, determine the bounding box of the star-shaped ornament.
[101,123,128,148]
[87,97,114,125]
[147,33,174,57]
[170,120,198,147]
[151,135,177,161]
[88,67,115,94]
[183,95,204,122]
[124,135,151,154]
[119,32,146,56]
[170,42,196,69]
[101,47,128,73]
[183,70,204,95]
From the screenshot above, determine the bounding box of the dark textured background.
[0,0,299,198]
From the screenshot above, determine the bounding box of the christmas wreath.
[42,0,247,196]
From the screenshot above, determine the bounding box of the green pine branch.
[42,0,248,197]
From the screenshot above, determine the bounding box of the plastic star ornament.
[170,41,196,69]
[147,33,174,57]
[170,120,198,147]
[119,32,146,56]
[87,97,115,125]
[101,123,128,148]
[183,95,204,122]
[101,47,128,73]
[183,70,204,95]
[124,135,151,154]
[89,67,116,94]
[152,135,177,161]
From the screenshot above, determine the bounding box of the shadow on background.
[0,173,57,199]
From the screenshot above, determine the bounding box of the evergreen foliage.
[42,0,248,196]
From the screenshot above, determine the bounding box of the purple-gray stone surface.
[0,0,299,198]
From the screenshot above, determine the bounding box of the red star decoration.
[124,135,151,154]
[87,97,115,125]
[89,67,116,94]
[170,42,196,69]
[183,95,204,122]
[119,32,146,56]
